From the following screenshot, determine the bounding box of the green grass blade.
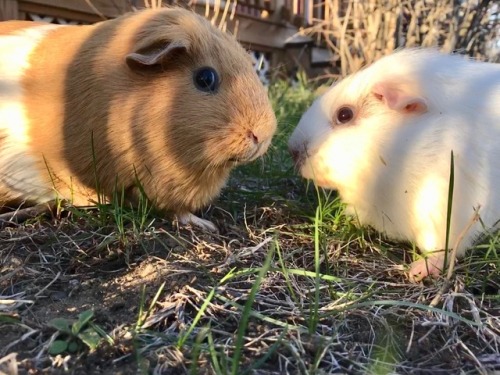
[230,240,276,375]
[309,205,321,333]
[207,328,225,375]
[177,268,238,348]
[189,326,209,375]
[444,151,455,262]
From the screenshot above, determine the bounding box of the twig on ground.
[0,202,56,228]
[34,271,61,299]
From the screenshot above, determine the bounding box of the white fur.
[289,49,500,260]
[0,24,62,202]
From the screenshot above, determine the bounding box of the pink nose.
[247,130,259,144]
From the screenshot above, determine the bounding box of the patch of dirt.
[0,207,235,373]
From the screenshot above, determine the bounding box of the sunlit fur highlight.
[0,23,62,204]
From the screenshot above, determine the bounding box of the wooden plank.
[12,0,300,51]
[190,3,299,49]
[237,17,297,49]
[0,0,18,20]
[19,0,144,19]
[19,2,102,22]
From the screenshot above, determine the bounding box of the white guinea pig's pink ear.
[372,82,428,114]
[126,40,187,72]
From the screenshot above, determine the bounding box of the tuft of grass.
[230,241,275,374]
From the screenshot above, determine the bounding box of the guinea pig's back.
[0,22,63,203]
[0,22,95,204]
[396,50,500,239]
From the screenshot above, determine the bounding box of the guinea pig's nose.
[247,130,259,144]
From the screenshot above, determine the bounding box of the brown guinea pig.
[0,7,277,230]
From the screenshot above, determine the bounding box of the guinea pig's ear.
[372,82,428,114]
[126,40,187,72]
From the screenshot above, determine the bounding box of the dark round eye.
[336,106,355,124]
[193,67,219,93]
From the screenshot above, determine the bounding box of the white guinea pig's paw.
[176,212,219,233]
[408,252,447,283]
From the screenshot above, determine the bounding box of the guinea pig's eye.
[335,106,355,124]
[193,67,219,93]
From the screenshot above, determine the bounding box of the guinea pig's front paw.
[176,212,219,233]
[408,252,447,283]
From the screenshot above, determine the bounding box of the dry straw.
[302,0,499,76]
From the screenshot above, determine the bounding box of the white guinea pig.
[0,7,276,230]
[288,48,500,281]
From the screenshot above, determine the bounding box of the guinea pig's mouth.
[228,154,257,164]
[228,143,264,163]
[289,145,309,170]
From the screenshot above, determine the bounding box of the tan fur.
[0,20,48,34]
[0,8,276,218]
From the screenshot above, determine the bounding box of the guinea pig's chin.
[230,139,270,164]
[300,163,337,190]
[299,163,316,182]
[227,152,258,164]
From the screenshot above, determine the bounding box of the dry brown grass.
[303,0,499,76]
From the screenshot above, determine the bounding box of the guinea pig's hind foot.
[176,212,219,233]
[408,252,447,283]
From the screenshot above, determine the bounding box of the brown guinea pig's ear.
[125,40,187,72]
